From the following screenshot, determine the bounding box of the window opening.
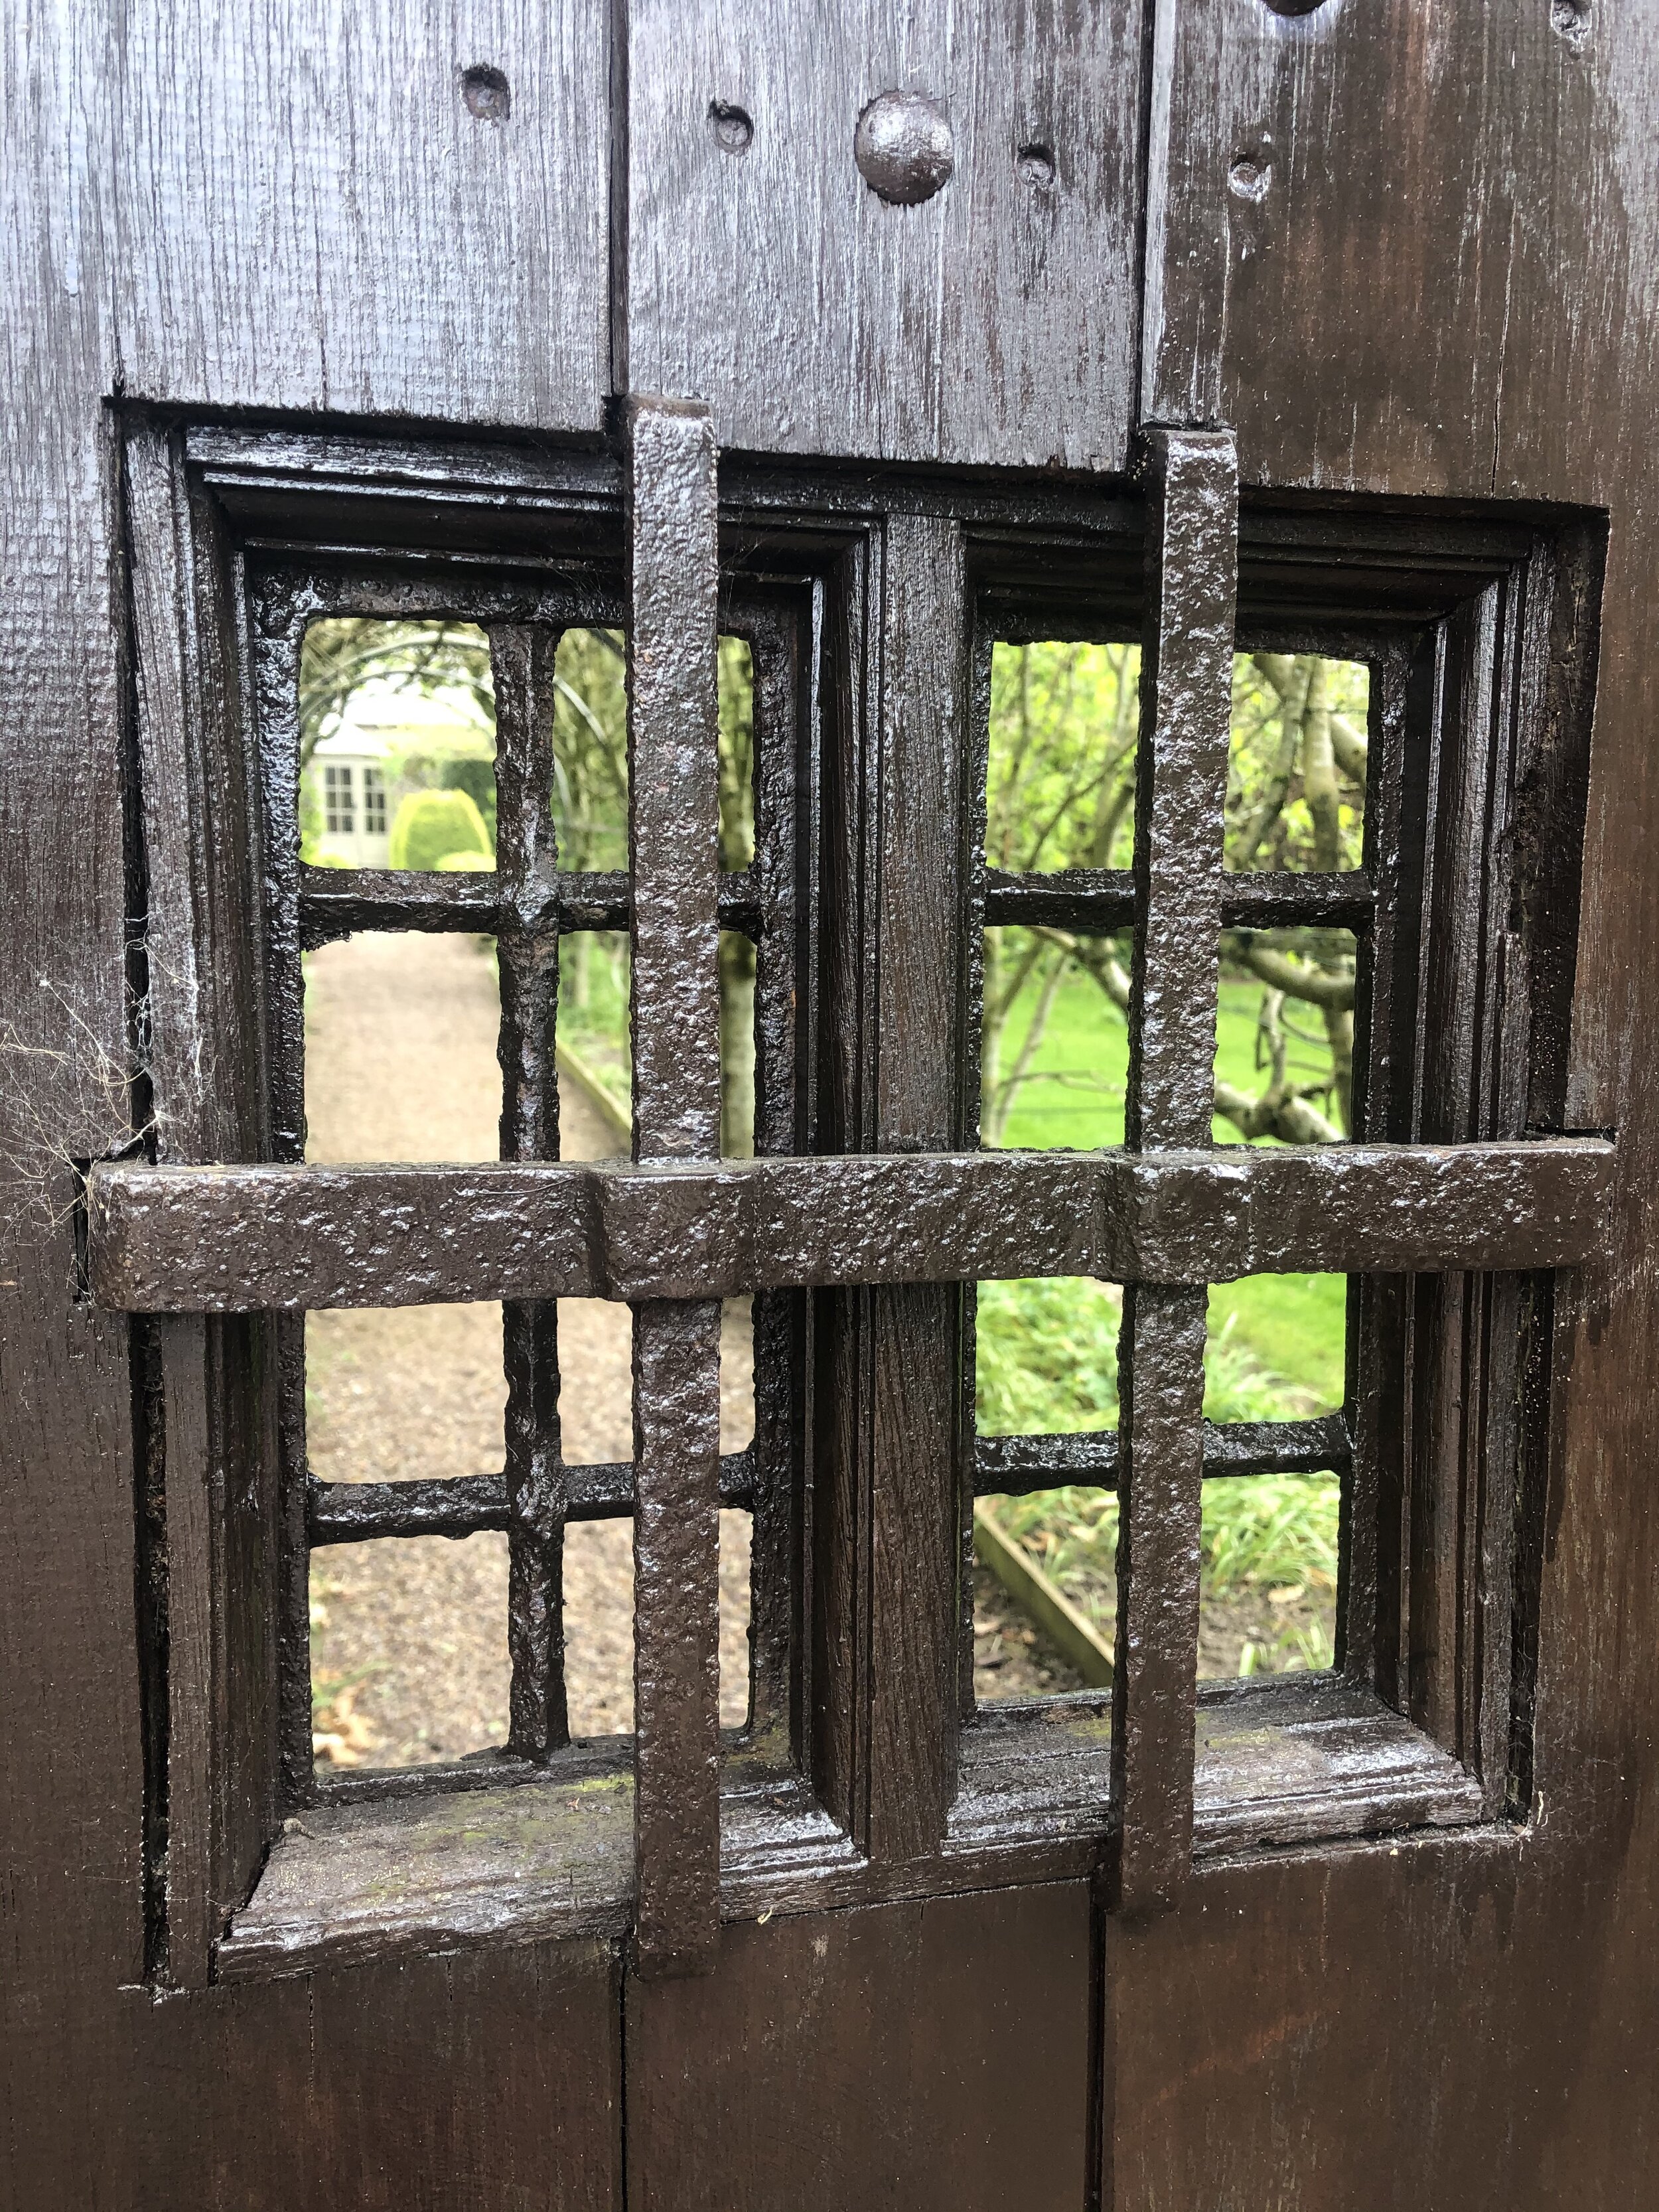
[270,577,785,1793]
[301,617,496,872]
[970,629,1381,1712]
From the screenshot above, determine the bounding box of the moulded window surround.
[114,417,1602,1986]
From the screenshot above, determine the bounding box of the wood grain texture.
[1144,0,1524,493]
[862,512,969,1860]
[625,1886,1092,2212]
[622,0,1143,467]
[113,0,609,431]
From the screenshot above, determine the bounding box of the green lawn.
[983,942,1346,1412]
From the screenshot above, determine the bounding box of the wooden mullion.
[625,396,724,1978]
[863,508,972,1866]
[1110,425,1237,1919]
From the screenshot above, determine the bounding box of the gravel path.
[303,930,1286,1770]
[305,932,752,1767]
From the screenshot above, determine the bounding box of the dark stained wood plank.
[119,1940,623,2212]
[113,0,609,433]
[1143,0,1523,495]
[863,510,970,1862]
[625,1887,1093,2212]
[0,7,163,2195]
[622,0,1143,468]
[626,395,725,1977]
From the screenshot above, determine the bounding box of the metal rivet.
[709,100,754,156]
[1228,156,1272,204]
[460,64,511,122]
[1261,0,1330,15]
[855,91,954,206]
[1017,143,1057,192]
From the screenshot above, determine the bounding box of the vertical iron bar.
[1110,425,1237,1917]
[493,626,569,1757]
[625,395,723,1978]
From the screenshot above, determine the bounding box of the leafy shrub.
[976,1276,1340,1603]
[977,1277,1120,1436]
[388,787,491,871]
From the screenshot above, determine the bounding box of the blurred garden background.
[297,615,1370,1764]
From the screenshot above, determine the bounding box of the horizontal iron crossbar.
[308,1448,758,1545]
[297,864,764,946]
[87,1140,1612,1313]
[983,867,1373,934]
[975,1413,1352,1495]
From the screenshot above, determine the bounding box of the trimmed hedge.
[388,787,492,871]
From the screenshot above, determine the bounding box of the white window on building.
[325,763,355,834]
[362,766,388,835]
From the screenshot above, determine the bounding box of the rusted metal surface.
[85,1138,1613,1311]
[1110,426,1238,1920]
[625,396,725,1980]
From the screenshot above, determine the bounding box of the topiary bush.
[387,787,492,871]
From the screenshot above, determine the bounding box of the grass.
[977,952,1347,1639]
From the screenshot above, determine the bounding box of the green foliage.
[388,787,492,871]
[717,636,756,870]
[977,1277,1120,1436]
[1226,654,1368,875]
[550,627,757,873]
[986,642,1139,872]
[299,618,494,768]
[975,1275,1341,1618]
[981,644,1370,1151]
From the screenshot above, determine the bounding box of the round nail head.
[855,91,954,206]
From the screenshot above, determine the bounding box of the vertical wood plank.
[626,395,724,1976]
[622,0,1144,469]
[626,1885,1092,2212]
[1110,425,1236,1917]
[865,510,969,1864]
[113,0,610,433]
[125,425,282,1977]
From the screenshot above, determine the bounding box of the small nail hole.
[1550,0,1591,50]
[1228,156,1272,204]
[461,64,511,122]
[1017,143,1056,191]
[709,100,754,156]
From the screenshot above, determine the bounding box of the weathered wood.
[113,0,610,433]
[214,1674,1480,1983]
[622,0,1145,470]
[626,395,724,1978]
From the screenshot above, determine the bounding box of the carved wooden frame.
[109,413,1605,1985]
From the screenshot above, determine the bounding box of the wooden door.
[3,6,1655,2207]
